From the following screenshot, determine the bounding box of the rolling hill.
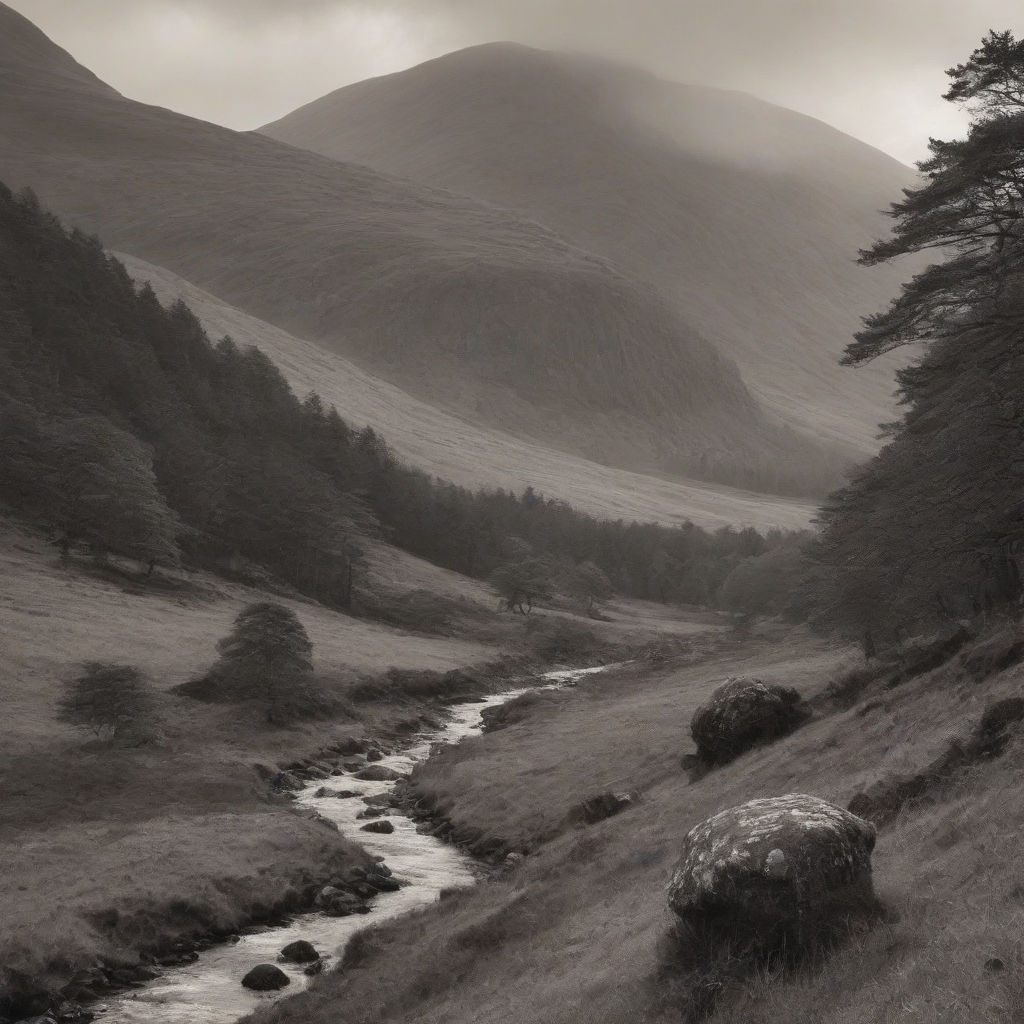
[263,42,917,456]
[0,4,841,497]
[117,252,815,532]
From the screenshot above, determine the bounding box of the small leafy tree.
[57,662,156,743]
[490,558,555,614]
[213,602,315,723]
[564,561,613,615]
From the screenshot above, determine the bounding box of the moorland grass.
[247,625,1024,1024]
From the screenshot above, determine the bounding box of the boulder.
[360,819,396,834]
[240,964,290,991]
[667,794,877,955]
[354,765,401,782]
[279,940,319,964]
[690,678,810,766]
[365,870,401,892]
[322,892,367,917]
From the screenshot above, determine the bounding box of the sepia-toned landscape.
[2,3,1023,1023]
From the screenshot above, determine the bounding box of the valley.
[2,5,1023,1024]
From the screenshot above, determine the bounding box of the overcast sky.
[8,0,1024,164]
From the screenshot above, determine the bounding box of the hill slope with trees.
[0,3,841,497]
[808,31,1024,648]
[0,184,799,612]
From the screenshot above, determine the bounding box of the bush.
[188,602,320,724]
[57,662,157,743]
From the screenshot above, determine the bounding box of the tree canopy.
[810,31,1024,643]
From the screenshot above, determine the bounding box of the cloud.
[6,0,1022,159]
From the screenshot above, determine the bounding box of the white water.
[99,664,614,1024]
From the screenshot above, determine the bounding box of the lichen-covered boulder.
[690,678,810,765]
[667,794,876,954]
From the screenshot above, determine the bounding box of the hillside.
[249,625,1024,1024]
[0,4,841,496]
[263,42,917,456]
[118,252,814,532]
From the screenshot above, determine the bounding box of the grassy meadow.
[0,515,709,1009]
[247,625,1024,1024]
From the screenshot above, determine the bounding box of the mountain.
[0,5,841,497]
[118,251,814,531]
[263,42,917,455]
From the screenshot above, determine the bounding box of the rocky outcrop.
[849,696,1024,826]
[689,678,810,766]
[241,964,290,991]
[667,794,877,955]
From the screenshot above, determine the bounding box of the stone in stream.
[360,819,396,834]
[356,807,386,819]
[240,964,290,991]
[689,677,810,766]
[322,892,369,917]
[354,765,402,782]
[666,794,877,956]
[279,940,320,964]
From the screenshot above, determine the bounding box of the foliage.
[56,662,157,743]
[210,602,316,723]
[562,560,613,614]
[489,556,556,614]
[809,31,1024,643]
[0,182,799,615]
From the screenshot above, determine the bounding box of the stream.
[98,664,614,1024]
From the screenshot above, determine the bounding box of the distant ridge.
[263,42,918,456]
[0,5,850,497]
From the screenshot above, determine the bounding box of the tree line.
[803,31,1024,648]
[0,182,796,613]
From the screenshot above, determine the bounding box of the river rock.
[241,964,290,991]
[356,807,386,819]
[690,677,810,766]
[360,819,396,834]
[667,794,877,954]
[322,892,367,917]
[365,872,401,892]
[354,765,402,782]
[279,940,319,964]
[365,748,384,763]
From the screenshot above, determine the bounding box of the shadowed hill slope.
[0,5,840,496]
[119,252,814,531]
[263,42,916,455]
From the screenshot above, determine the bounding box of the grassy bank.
[246,624,1024,1024]
[0,516,709,1017]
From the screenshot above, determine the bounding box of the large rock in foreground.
[667,794,876,955]
[690,678,810,766]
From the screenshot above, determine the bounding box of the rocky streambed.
[95,665,614,1024]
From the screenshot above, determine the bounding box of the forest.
[806,31,1024,648]
[0,183,791,615]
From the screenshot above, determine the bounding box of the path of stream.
[99,665,613,1024]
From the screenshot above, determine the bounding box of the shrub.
[57,662,157,743]
[197,602,318,724]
